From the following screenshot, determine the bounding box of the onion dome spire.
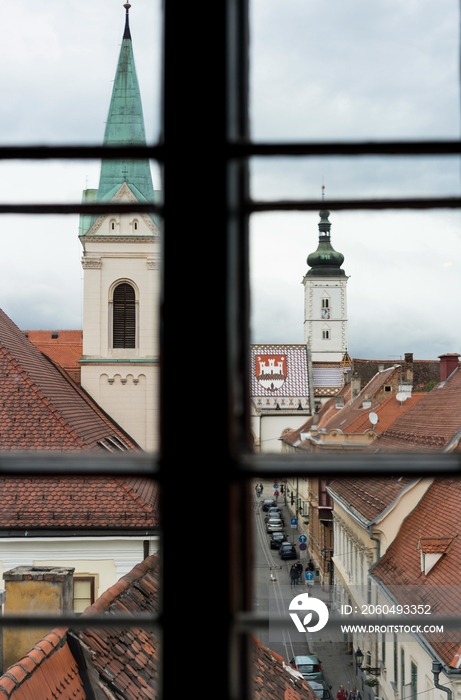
[305,210,346,277]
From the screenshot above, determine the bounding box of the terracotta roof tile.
[77,554,160,699]
[368,366,461,452]
[0,309,139,452]
[371,478,461,665]
[327,477,415,523]
[24,330,83,384]
[252,636,317,700]
[0,476,158,530]
[0,627,85,699]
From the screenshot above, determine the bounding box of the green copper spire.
[97,2,155,205]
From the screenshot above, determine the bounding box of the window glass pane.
[0,0,161,145]
[250,0,459,141]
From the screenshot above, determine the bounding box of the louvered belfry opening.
[113,283,136,348]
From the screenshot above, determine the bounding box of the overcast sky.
[0,1,460,361]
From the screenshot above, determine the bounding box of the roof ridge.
[114,478,155,513]
[0,627,68,698]
[81,554,158,617]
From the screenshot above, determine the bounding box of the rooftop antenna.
[396,392,407,406]
[321,178,325,200]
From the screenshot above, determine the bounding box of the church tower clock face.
[302,209,349,364]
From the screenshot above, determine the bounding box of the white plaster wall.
[303,278,348,359]
[372,478,433,555]
[258,414,312,453]
[80,205,160,452]
[0,536,159,602]
[81,364,159,451]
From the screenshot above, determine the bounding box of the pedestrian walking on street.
[336,686,349,700]
[289,564,298,587]
[349,687,362,700]
[295,560,303,585]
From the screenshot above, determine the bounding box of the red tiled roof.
[281,368,424,450]
[24,330,83,384]
[0,309,139,452]
[368,366,461,452]
[0,628,85,699]
[78,554,160,700]
[340,394,426,435]
[0,476,158,529]
[371,478,461,665]
[418,538,453,554]
[252,636,317,700]
[327,477,415,523]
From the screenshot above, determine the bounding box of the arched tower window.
[112,283,136,348]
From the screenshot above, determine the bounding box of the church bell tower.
[303,210,348,363]
[79,3,160,452]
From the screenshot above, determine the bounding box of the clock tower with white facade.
[303,210,348,363]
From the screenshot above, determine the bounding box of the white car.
[266,518,284,533]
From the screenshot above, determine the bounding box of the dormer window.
[418,537,453,574]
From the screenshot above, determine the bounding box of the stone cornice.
[80,235,158,244]
[81,258,102,269]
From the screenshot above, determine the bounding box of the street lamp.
[355,647,382,676]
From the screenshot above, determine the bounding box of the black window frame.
[0,2,460,700]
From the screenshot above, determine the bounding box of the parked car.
[289,655,324,683]
[309,681,332,700]
[269,532,286,549]
[266,518,284,533]
[264,509,284,524]
[279,542,297,560]
[261,499,276,511]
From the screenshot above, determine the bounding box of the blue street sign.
[305,571,314,581]
[291,518,298,526]
[273,483,279,489]
[299,543,307,551]
[298,535,307,543]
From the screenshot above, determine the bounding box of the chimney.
[351,372,361,399]
[438,353,460,382]
[404,353,414,383]
[2,566,74,671]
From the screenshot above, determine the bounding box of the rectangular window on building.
[73,576,95,614]
[411,661,417,700]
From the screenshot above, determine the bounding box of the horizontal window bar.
[0,146,164,160]
[0,613,158,629]
[0,453,157,476]
[230,141,461,157]
[237,452,461,477]
[0,140,458,161]
[0,197,459,216]
[0,203,162,215]
[247,196,461,212]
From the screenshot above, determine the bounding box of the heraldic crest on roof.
[251,344,310,410]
